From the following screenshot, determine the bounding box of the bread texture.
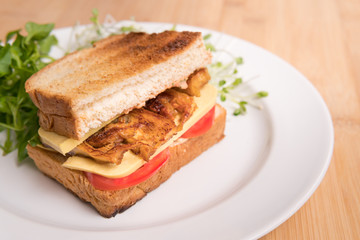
[26,104,226,218]
[25,31,212,139]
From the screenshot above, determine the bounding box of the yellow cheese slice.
[39,117,117,155]
[60,84,217,178]
[65,151,146,178]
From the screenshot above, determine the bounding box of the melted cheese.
[49,84,216,178]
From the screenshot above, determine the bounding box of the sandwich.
[25,30,226,217]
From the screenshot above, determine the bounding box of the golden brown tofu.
[77,109,177,164]
[145,89,197,128]
[176,68,211,97]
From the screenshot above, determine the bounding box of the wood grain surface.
[1,0,359,239]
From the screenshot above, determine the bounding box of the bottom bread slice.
[26,104,226,218]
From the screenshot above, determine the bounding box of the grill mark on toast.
[65,31,200,94]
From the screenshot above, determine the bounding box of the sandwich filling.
[63,83,218,178]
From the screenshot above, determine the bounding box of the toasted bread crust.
[37,110,79,138]
[26,31,211,139]
[26,104,226,217]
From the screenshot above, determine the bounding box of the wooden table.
[1,0,359,239]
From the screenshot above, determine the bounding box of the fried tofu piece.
[145,89,197,128]
[77,109,176,164]
[176,68,210,97]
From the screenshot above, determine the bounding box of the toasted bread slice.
[26,104,226,217]
[26,31,211,139]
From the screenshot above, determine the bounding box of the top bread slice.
[25,31,212,139]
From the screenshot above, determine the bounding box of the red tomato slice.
[85,148,170,191]
[181,106,215,138]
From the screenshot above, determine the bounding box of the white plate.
[0,22,334,239]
